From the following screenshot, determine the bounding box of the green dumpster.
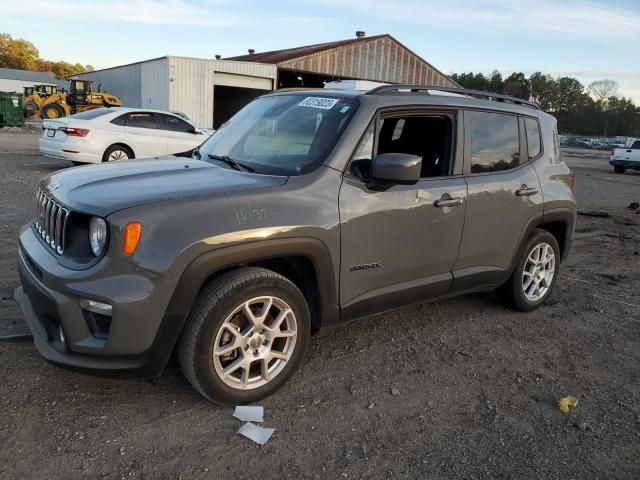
[0,92,25,127]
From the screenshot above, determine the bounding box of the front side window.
[127,113,158,129]
[198,94,358,175]
[525,117,542,159]
[468,111,520,173]
[349,114,454,179]
[160,114,194,133]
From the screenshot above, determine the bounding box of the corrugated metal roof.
[226,34,388,63]
[0,68,57,84]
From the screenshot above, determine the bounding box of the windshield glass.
[198,94,358,175]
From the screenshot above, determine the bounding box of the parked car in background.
[39,108,213,165]
[610,140,640,174]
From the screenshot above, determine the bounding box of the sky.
[2,0,640,102]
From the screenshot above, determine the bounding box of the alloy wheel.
[213,296,297,390]
[521,242,556,302]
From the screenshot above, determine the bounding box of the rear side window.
[468,111,520,173]
[127,113,157,129]
[110,114,127,126]
[159,113,194,133]
[70,109,114,120]
[524,118,542,159]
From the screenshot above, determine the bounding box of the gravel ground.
[1,131,639,479]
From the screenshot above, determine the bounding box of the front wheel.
[102,144,133,162]
[178,268,311,405]
[496,229,560,311]
[614,166,626,174]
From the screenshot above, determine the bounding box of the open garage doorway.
[213,85,268,129]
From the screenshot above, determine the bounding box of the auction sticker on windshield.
[297,97,339,110]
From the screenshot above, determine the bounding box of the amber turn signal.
[123,222,142,255]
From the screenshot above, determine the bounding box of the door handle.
[434,197,464,208]
[515,186,539,197]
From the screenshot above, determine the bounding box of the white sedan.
[39,108,213,165]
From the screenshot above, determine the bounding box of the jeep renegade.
[15,85,576,405]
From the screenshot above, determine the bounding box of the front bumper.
[16,225,179,376]
[610,159,640,170]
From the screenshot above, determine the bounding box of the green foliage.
[0,33,93,78]
[451,71,640,136]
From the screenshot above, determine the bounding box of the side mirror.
[371,153,422,185]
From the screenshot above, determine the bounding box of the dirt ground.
[1,130,639,479]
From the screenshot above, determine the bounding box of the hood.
[42,156,288,216]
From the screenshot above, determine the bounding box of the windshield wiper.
[207,154,255,172]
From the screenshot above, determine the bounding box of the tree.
[588,79,619,104]
[503,72,530,100]
[0,33,39,70]
[51,61,93,79]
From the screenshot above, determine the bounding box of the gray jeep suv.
[15,85,576,405]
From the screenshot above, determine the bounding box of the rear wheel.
[178,268,310,405]
[102,145,133,162]
[614,166,626,174]
[40,103,65,119]
[23,101,39,119]
[496,229,560,311]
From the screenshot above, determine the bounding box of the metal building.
[75,57,277,128]
[228,32,458,89]
[0,68,58,93]
[74,32,457,129]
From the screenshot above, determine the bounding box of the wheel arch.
[104,142,135,161]
[145,238,339,375]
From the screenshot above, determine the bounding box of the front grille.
[34,189,69,255]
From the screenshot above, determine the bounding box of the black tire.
[102,144,133,162]
[496,229,561,312]
[178,267,311,405]
[614,166,626,174]
[23,101,39,119]
[40,103,65,119]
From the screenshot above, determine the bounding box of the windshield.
[198,94,358,175]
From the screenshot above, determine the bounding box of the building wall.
[168,57,214,129]
[141,58,170,111]
[75,63,143,107]
[169,57,276,128]
[277,36,456,87]
[0,79,56,93]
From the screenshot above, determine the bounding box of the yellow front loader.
[37,79,122,119]
[23,85,57,119]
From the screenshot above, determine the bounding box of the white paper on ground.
[237,422,275,445]
[233,405,264,423]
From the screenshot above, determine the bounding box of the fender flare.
[143,237,339,376]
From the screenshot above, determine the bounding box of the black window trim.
[523,115,544,161]
[343,105,464,184]
[462,108,527,177]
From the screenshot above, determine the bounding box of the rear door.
[157,113,205,154]
[339,109,467,319]
[123,112,168,158]
[452,110,543,291]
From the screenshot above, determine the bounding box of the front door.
[339,110,467,320]
[123,112,168,158]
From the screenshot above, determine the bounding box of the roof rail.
[365,84,540,110]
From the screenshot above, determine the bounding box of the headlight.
[89,217,107,256]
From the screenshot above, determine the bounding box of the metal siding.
[167,57,276,129]
[75,64,143,107]
[214,72,272,90]
[168,57,213,129]
[0,79,56,93]
[141,58,170,110]
[277,36,457,87]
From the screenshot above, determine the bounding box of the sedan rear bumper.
[39,136,102,164]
